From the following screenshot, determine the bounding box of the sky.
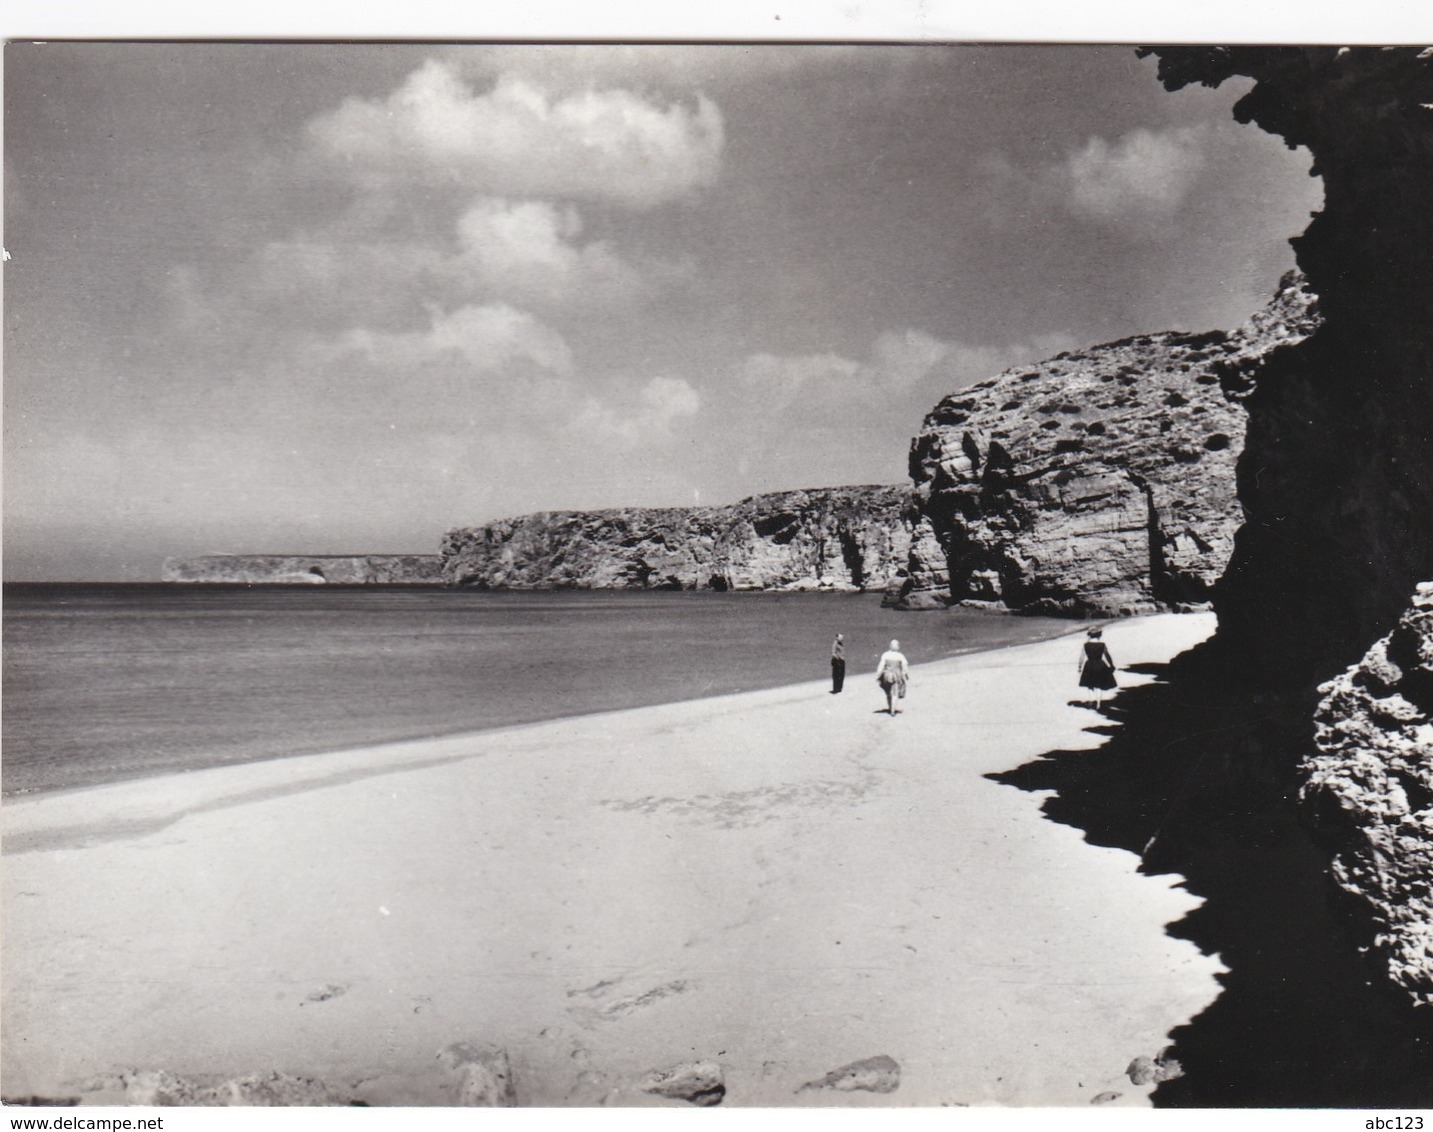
[3,41,1325,580]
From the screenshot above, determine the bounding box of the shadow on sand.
[989,646,1433,1107]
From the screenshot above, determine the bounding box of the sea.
[2,584,1077,798]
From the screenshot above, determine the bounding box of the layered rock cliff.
[161,554,444,584]
[440,485,914,593]
[898,274,1317,614]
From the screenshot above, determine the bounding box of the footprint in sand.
[566,980,690,1026]
[301,983,347,1005]
[565,977,620,1000]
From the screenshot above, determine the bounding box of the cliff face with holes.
[161,555,444,584]
[1137,47,1433,1015]
[440,485,914,593]
[1303,583,1433,1008]
[897,274,1318,614]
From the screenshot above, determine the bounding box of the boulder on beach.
[798,1054,901,1094]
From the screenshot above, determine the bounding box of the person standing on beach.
[831,633,846,694]
[876,639,909,715]
[1078,627,1118,707]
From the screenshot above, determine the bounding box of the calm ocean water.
[2,584,1076,797]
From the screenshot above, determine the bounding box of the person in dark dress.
[1078,627,1118,706]
[831,633,846,693]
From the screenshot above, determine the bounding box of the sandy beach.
[3,612,1224,1107]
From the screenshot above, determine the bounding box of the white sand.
[2,613,1224,1107]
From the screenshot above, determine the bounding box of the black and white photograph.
[4,5,1431,1119]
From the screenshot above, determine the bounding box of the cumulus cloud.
[641,375,702,422]
[151,56,716,486]
[308,59,724,208]
[240,238,445,332]
[185,191,676,355]
[233,196,667,330]
[689,325,1084,494]
[318,302,574,376]
[977,125,1211,235]
[228,58,720,326]
[738,351,864,415]
[870,329,955,387]
[145,51,726,534]
[566,375,702,450]
[736,327,1078,421]
[1063,125,1208,223]
[296,302,700,464]
[453,198,653,307]
[440,43,867,96]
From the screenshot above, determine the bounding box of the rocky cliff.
[1136,46,1433,1016]
[440,485,914,593]
[161,554,444,584]
[898,274,1317,614]
[1143,46,1433,688]
[984,52,1432,1098]
[1303,583,1433,1008]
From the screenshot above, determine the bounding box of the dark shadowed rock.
[442,485,914,593]
[638,1060,726,1106]
[798,1054,901,1094]
[1126,1052,1185,1086]
[1135,42,1433,1014]
[898,275,1316,615]
[974,48,1433,1106]
[1141,46,1433,690]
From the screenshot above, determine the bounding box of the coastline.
[3,612,1223,1106]
[2,586,1078,799]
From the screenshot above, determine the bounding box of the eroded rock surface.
[1304,584,1433,1008]
[898,275,1316,614]
[80,1069,355,1106]
[441,485,914,593]
[1126,1051,1185,1086]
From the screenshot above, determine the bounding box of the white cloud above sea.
[139,58,725,528]
[307,59,724,209]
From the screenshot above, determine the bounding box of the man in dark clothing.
[831,633,846,693]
